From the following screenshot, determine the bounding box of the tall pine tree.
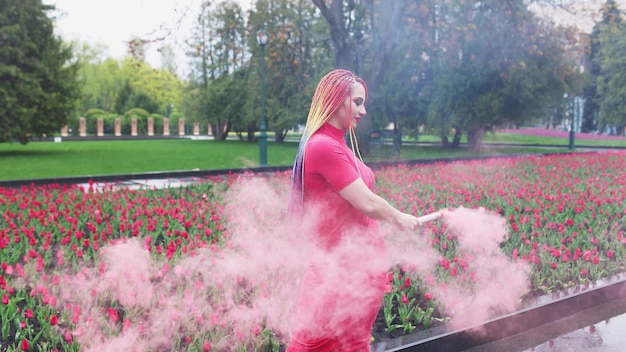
[0,0,81,143]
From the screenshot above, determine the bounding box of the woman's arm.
[339,178,421,231]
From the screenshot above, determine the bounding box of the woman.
[287,69,422,351]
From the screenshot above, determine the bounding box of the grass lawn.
[0,139,299,180]
[415,130,626,147]
[482,132,626,146]
[0,133,620,180]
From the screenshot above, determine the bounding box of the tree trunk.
[211,121,230,141]
[358,1,404,156]
[392,115,401,155]
[440,134,450,148]
[364,1,403,92]
[312,0,407,156]
[311,0,354,70]
[274,129,287,144]
[451,128,462,148]
[439,113,451,148]
[211,123,222,141]
[247,125,255,142]
[467,126,485,152]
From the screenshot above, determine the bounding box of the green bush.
[124,108,150,135]
[102,114,121,135]
[82,108,110,135]
[168,113,185,135]
[149,114,164,135]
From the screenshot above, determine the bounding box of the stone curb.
[372,274,626,352]
[0,153,557,188]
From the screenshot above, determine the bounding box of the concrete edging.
[372,274,626,352]
[0,152,559,188]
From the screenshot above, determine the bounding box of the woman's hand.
[396,212,422,231]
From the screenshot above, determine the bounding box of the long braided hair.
[288,69,368,217]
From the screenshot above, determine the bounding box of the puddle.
[522,309,626,352]
[463,296,626,352]
[77,177,202,192]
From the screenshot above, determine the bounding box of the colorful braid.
[288,69,368,218]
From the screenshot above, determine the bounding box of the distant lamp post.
[564,93,575,150]
[166,104,174,117]
[256,29,268,166]
[563,92,568,132]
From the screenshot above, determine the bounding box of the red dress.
[287,123,388,351]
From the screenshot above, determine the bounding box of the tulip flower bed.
[1,152,625,351]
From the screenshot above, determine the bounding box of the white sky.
[533,0,626,32]
[43,0,251,73]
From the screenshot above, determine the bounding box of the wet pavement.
[463,296,626,352]
[77,177,204,192]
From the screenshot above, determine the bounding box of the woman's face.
[329,82,367,131]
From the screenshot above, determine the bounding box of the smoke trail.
[384,206,531,332]
[23,179,531,351]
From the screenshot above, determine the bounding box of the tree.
[595,3,626,135]
[248,0,323,143]
[0,0,81,143]
[76,52,184,117]
[311,0,408,154]
[114,79,160,115]
[310,0,597,152]
[415,0,579,151]
[185,0,248,140]
[118,58,184,115]
[115,80,134,114]
[127,91,160,115]
[72,43,122,113]
[582,1,623,133]
[368,0,442,147]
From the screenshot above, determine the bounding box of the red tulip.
[123,318,131,331]
[401,293,409,305]
[107,307,119,323]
